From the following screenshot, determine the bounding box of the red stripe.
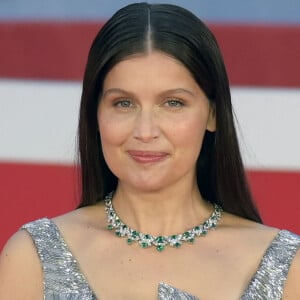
[1,162,300,249]
[247,170,300,232]
[0,22,102,81]
[210,24,300,87]
[0,162,78,250]
[0,22,299,86]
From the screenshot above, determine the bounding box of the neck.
[111,183,213,237]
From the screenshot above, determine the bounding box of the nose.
[133,109,160,142]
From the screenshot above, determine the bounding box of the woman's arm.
[0,230,43,299]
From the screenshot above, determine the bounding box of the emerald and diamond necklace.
[104,192,222,252]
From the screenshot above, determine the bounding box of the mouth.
[127,150,169,164]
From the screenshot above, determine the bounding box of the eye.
[114,99,133,108]
[165,99,184,108]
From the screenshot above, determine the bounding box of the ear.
[206,103,216,132]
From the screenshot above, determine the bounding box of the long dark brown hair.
[78,2,262,223]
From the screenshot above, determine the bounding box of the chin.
[125,179,167,193]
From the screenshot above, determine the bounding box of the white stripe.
[0,79,81,164]
[0,80,300,169]
[232,87,300,170]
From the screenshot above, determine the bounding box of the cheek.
[168,114,208,149]
[98,114,130,149]
[98,120,123,173]
[99,120,117,147]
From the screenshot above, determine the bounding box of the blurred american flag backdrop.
[1,0,300,249]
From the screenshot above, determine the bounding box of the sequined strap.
[241,230,300,300]
[22,218,96,299]
[158,282,199,300]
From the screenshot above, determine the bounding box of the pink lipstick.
[127,150,168,163]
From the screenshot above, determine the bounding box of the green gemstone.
[115,231,122,237]
[107,224,114,230]
[183,232,191,238]
[174,242,182,248]
[188,238,195,243]
[194,226,200,231]
[156,236,166,243]
[127,238,133,244]
[141,242,149,249]
[132,230,139,238]
[144,234,151,239]
[156,245,165,251]
[171,235,177,240]
[202,230,207,235]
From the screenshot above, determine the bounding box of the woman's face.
[98,51,215,192]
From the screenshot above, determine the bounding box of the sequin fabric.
[22,218,97,300]
[241,230,300,300]
[22,218,300,300]
[158,282,199,299]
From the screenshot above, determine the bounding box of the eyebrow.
[102,88,131,98]
[102,87,196,98]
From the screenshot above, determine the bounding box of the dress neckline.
[40,218,292,299]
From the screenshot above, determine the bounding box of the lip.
[127,150,169,163]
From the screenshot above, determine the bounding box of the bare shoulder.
[220,211,280,246]
[283,234,300,299]
[0,230,43,299]
[221,212,300,298]
[51,202,108,248]
[52,201,106,231]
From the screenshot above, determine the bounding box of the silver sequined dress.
[22,218,300,300]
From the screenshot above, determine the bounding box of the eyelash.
[113,99,133,108]
[165,99,184,107]
[112,98,185,109]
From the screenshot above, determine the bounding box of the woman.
[0,3,299,299]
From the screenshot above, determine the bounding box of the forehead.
[103,51,198,90]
